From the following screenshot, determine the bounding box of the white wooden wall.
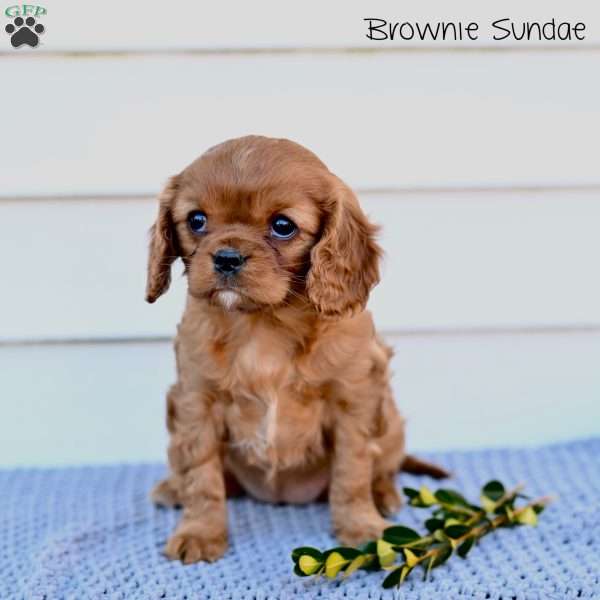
[1,0,599,466]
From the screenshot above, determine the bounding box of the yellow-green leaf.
[444,518,462,528]
[481,496,497,513]
[299,555,321,575]
[505,506,515,522]
[419,485,437,506]
[400,564,411,584]
[324,551,348,579]
[377,539,397,567]
[516,506,538,526]
[433,529,447,543]
[403,548,419,567]
[343,555,366,578]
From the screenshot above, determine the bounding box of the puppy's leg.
[329,411,391,546]
[152,471,245,507]
[165,392,228,564]
[372,474,402,517]
[371,393,448,516]
[371,385,405,517]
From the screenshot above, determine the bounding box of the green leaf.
[383,525,421,546]
[429,543,453,568]
[444,524,471,539]
[425,518,444,533]
[291,546,323,563]
[494,500,516,516]
[294,564,308,577]
[423,545,452,582]
[359,541,377,554]
[482,480,505,501]
[382,565,411,589]
[403,487,420,499]
[356,543,380,571]
[360,553,380,572]
[435,489,470,507]
[457,537,475,558]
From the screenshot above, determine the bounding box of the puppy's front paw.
[335,513,392,547]
[165,527,228,564]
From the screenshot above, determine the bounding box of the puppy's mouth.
[207,284,258,312]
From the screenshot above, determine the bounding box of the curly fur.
[146,135,446,564]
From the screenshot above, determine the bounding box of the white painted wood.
[1,51,599,196]
[0,331,598,467]
[1,190,599,342]
[11,0,600,51]
[370,190,600,331]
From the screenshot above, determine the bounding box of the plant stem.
[405,495,553,570]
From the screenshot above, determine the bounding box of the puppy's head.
[146,136,381,318]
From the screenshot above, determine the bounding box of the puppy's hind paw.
[373,477,403,517]
[335,514,392,547]
[151,478,181,508]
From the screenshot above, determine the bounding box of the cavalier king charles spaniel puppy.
[146,135,447,564]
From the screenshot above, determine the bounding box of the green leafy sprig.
[291,480,552,590]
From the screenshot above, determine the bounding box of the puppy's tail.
[400,454,450,479]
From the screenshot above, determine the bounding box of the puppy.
[146,135,446,564]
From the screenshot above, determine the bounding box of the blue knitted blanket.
[1,438,598,600]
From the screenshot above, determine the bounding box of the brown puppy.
[146,136,446,564]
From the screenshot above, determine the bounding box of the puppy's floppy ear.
[307,177,381,318]
[145,175,181,303]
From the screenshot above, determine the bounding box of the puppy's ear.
[307,178,381,318]
[145,175,181,303]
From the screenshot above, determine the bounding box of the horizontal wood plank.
[1,189,599,342]
[8,0,600,51]
[1,51,599,196]
[1,331,598,466]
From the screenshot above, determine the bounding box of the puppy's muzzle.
[213,248,246,276]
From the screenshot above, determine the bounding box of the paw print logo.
[5,16,45,48]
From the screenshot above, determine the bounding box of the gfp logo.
[4,4,46,47]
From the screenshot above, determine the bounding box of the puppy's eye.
[187,210,207,234]
[270,215,297,240]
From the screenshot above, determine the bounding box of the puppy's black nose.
[213,248,245,275]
